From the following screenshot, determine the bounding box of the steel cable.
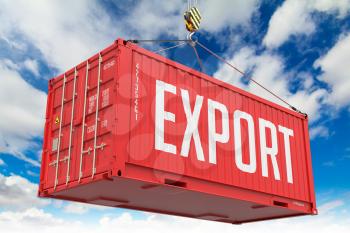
[195,41,306,116]
[126,38,306,116]
[127,39,191,43]
[154,41,188,53]
[191,44,205,73]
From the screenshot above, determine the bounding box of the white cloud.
[124,1,185,40]
[263,0,350,48]
[0,208,63,226]
[23,59,40,77]
[63,202,107,215]
[63,203,90,215]
[200,0,259,33]
[0,208,86,233]
[0,0,260,73]
[309,125,330,139]
[318,200,344,213]
[0,0,121,72]
[123,0,259,40]
[0,59,19,70]
[2,204,350,233]
[263,1,315,48]
[313,0,350,18]
[213,46,327,122]
[37,149,43,161]
[314,33,350,108]
[1,36,27,51]
[26,170,39,177]
[288,89,328,121]
[0,158,4,166]
[0,173,49,210]
[0,59,46,166]
[97,211,350,233]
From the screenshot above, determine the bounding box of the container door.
[44,48,118,190]
[77,53,117,182]
[45,70,79,189]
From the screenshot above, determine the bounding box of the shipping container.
[38,38,317,224]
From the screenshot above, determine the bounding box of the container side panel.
[128,50,312,203]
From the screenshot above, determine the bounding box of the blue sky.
[0,0,350,232]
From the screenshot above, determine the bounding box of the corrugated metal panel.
[39,39,317,224]
[127,48,312,203]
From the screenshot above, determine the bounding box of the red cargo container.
[39,38,317,224]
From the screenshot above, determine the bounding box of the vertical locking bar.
[92,53,102,179]
[54,74,66,190]
[78,61,89,183]
[65,68,78,185]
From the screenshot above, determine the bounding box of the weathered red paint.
[38,38,317,224]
